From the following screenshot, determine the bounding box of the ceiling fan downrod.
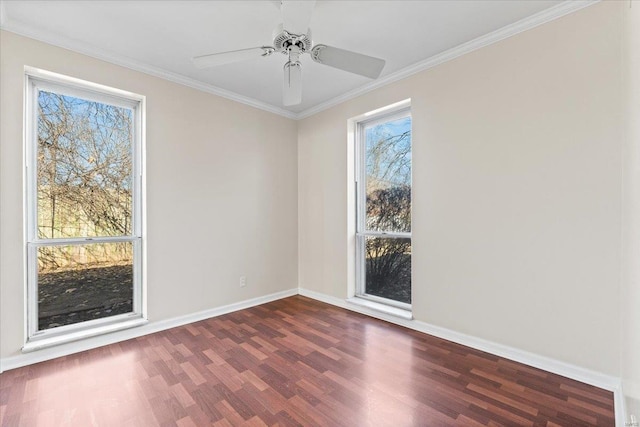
[283,45,302,106]
[192,0,385,107]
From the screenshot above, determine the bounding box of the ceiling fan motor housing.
[272,24,312,54]
[192,2,386,107]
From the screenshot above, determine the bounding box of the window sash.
[355,234,412,310]
[356,108,412,235]
[27,238,143,339]
[25,69,145,344]
[356,231,411,239]
[26,73,143,244]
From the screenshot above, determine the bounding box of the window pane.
[37,242,134,330]
[365,236,411,304]
[365,116,411,233]
[37,91,133,239]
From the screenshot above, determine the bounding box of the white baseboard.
[0,286,628,426]
[0,288,298,372]
[297,287,627,427]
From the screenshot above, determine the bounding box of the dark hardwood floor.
[0,296,615,426]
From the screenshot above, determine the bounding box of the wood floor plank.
[0,296,615,426]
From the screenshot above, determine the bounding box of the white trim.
[357,231,411,239]
[0,18,297,120]
[26,66,144,104]
[298,287,626,425]
[22,317,148,353]
[617,384,628,427]
[354,105,412,306]
[354,293,412,311]
[0,285,628,425]
[347,297,412,320]
[297,0,600,119]
[24,70,146,343]
[359,99,412,120]
[0,1,598,121]
[0,288,298,372]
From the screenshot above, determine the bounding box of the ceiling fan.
[192,0,386,106]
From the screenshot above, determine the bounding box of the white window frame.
[24,68,146,351]
[355,105,412,311]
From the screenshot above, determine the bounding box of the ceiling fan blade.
[192,46,273,69]
[281,0,316,35]
[310,44,385,79]
[283,61,302,106]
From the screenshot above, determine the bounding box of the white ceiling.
[1,0,589,118]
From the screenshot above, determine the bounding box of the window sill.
[22,317,148,353]
[346,297,413,320]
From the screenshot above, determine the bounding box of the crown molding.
[296,0,600,120]
[0,11,298,120]
[0,0,599,121]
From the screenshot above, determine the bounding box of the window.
[356,106,412,310]
[25,69,145,347]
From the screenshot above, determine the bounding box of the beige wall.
[298,1,624,376]
[0,0,633,388]
[623,0,640,416]
[0,31,299,359]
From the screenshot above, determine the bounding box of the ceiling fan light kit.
[192,0,386,107]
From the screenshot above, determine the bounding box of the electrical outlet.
[239,276,247,287]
